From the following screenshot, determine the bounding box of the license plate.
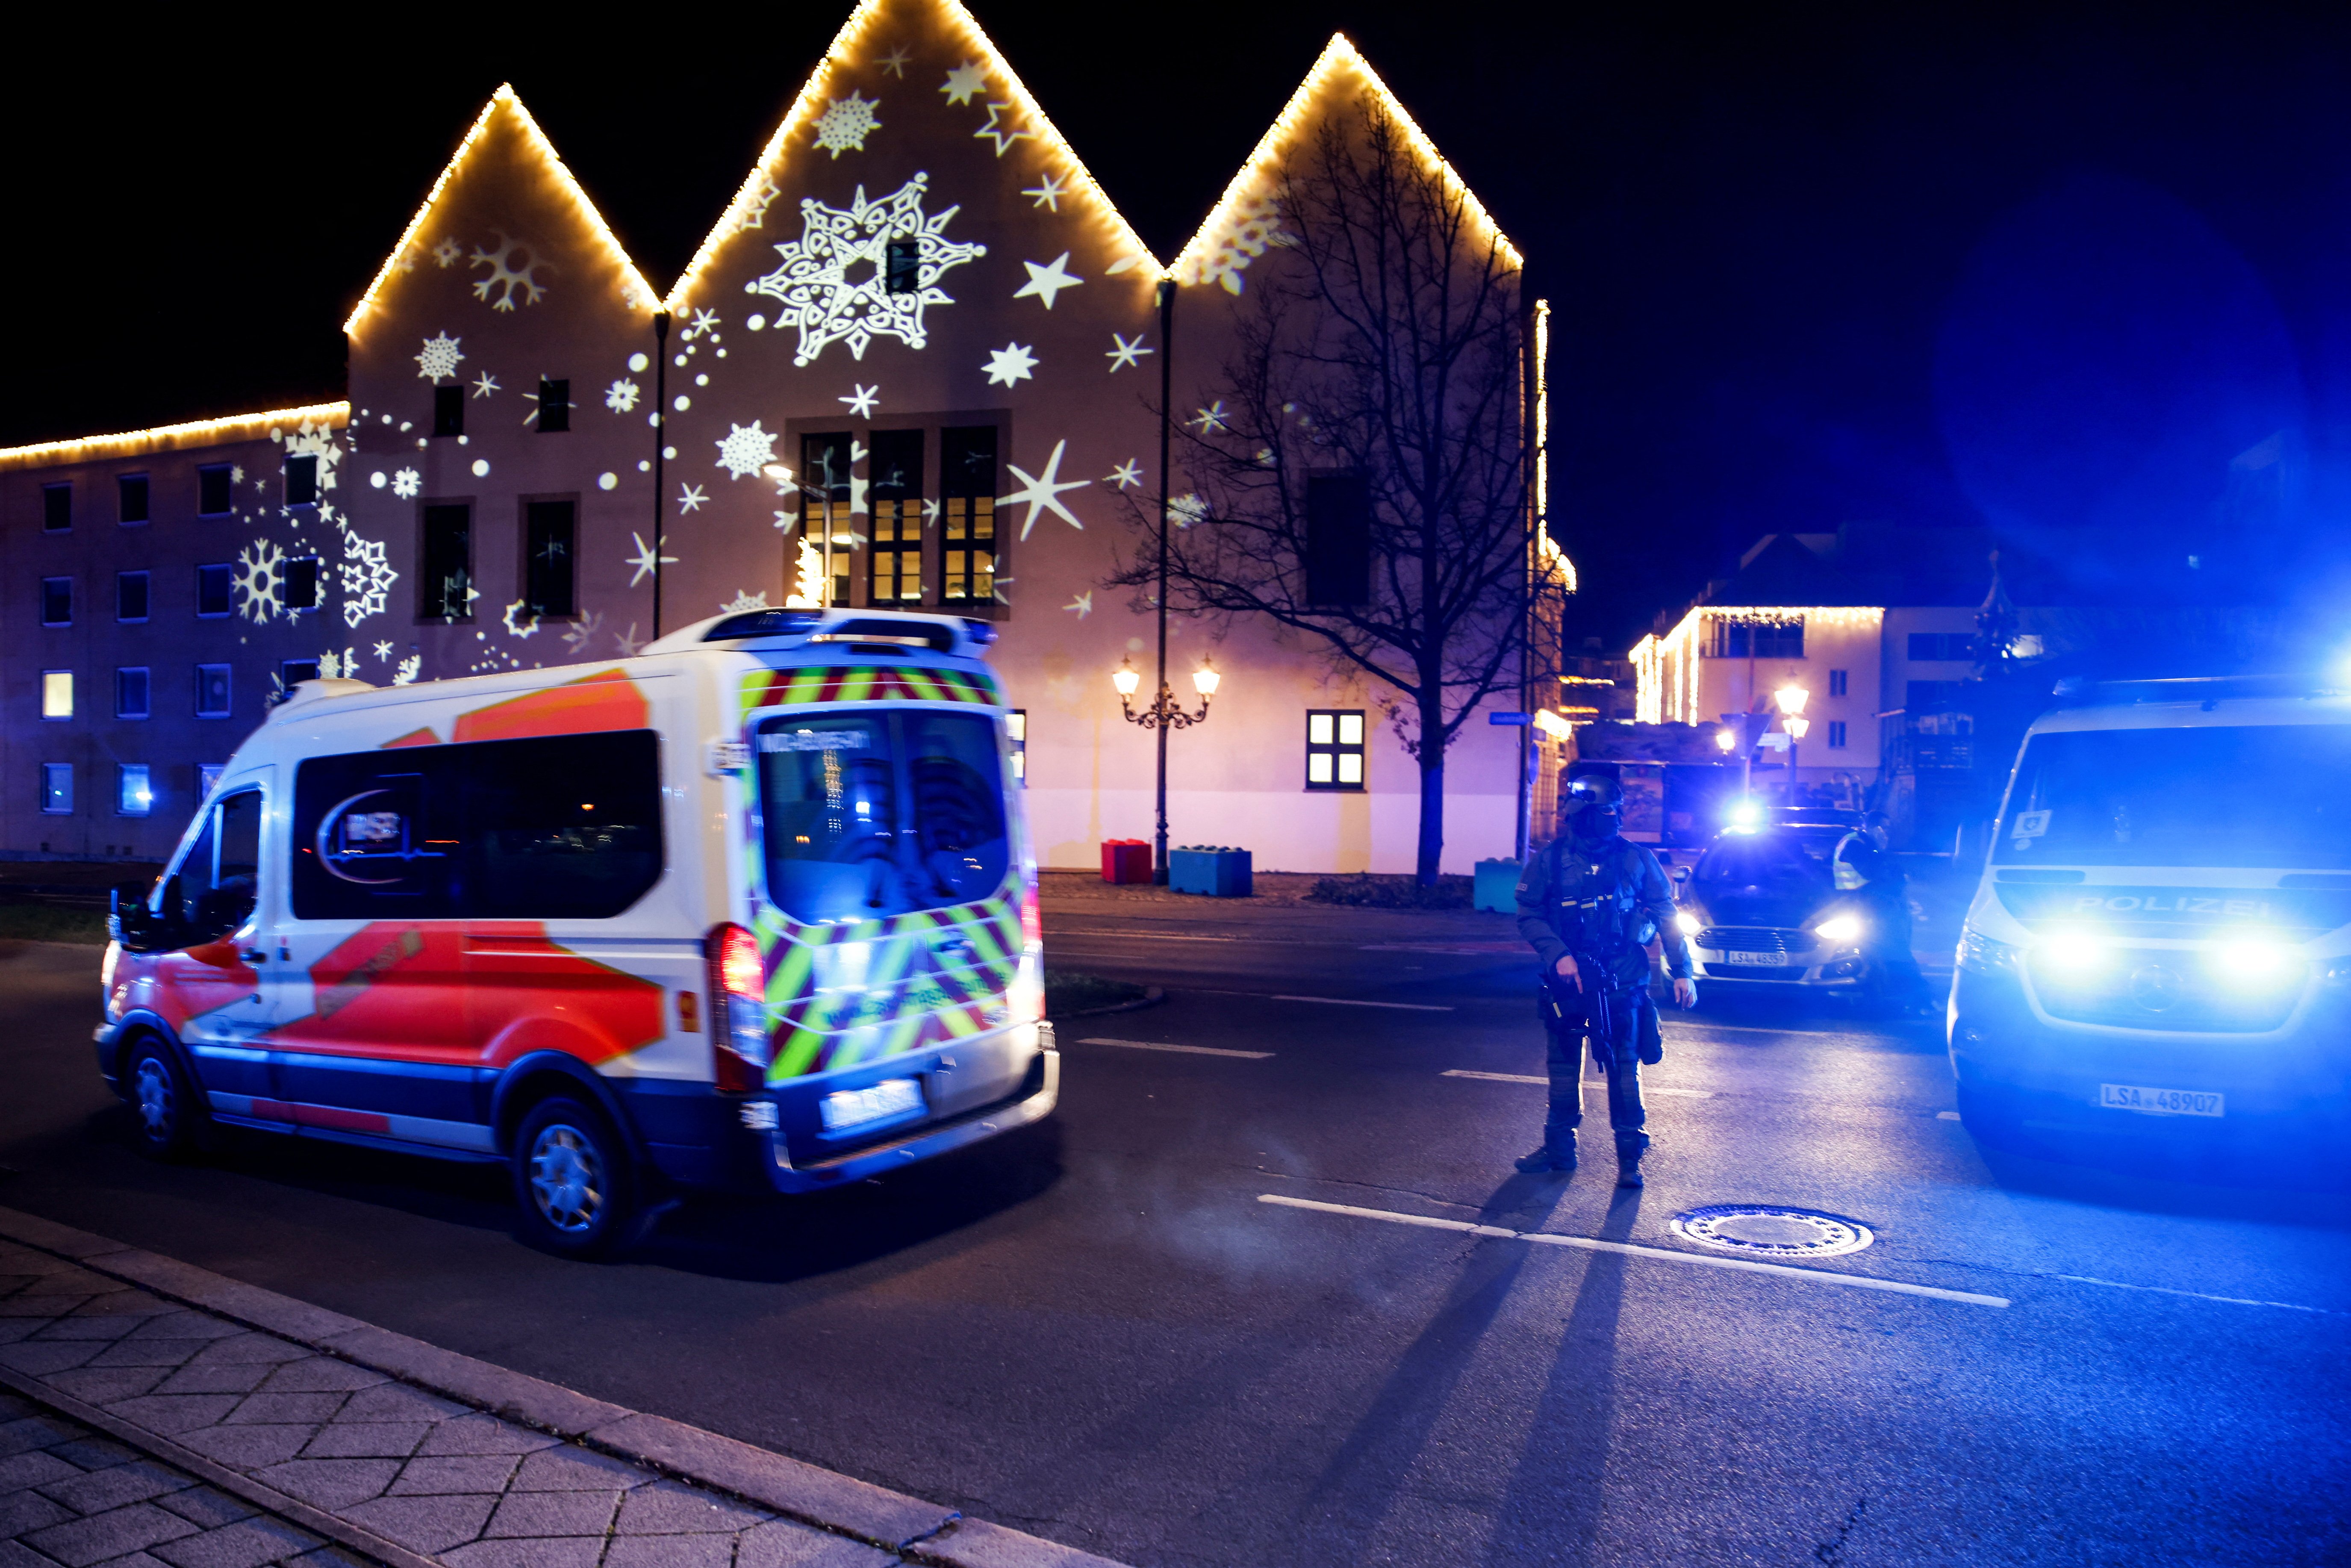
[1724,950,1786,967]
[2099,1083,2224,1118]
[819,1077,925,1134]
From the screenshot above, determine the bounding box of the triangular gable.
[1171,34,1523,294]
[664,0,1160,310]
[343,84,660,336]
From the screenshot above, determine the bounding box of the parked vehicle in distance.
[1949,676,2351,1153]
[100,607,1055,1256]
[1673,822,1883,994]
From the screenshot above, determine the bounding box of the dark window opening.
[196,664,232,719]
[536,378,570,433]
[116,667,150,720]
[802,433,855,607]
[40,763,72,815]
[940,426,996,606]
[41,484,71,533]
[1306,709,1367,790]
[524,500,577,617]
[280,659,322,695]
[885,238,920,295]
[286,454,319,507]
[1906,680,1965,713]
[118,475,149,525]
[197,465,232,516]
[421,503,473,620]
[117,572,149,623]
[1908,631,1971,662]
[1708,619,1804,659]
[869,430,924,605]
[1304,472,1372,606]
[196,564,232,618]
[286,557,321,613]
[1827,719,1848,749]
[40,578,71,626]
[1828,668,1848,698]
[433,385,465,438]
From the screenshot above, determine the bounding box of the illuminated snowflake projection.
[393,654,421,686]
[730,180,782,239]
[1170,493,1209,529]
[502,600,540,638]
[715,422,775,484]
[415,333,465,383]
[562,610,604,654]
[233,539,285,622]
[340,534,398,628]
[812,91,881,158]
[746,175,986,365]
[282,421,342,492]
[605,379,640,413]
[432,236,463,268]
[613,623,648,657]
[391,468,421,499]
[470,232,549,311]
[1180,197,1294,295]
[720,589,772,613]
[317,648,356,681]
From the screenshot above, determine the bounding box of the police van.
[99,607,1055,1255]
[1949,676,2351,1152]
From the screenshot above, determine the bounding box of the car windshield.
[757,707,1011,922]
[1995,722,2351,869]
[1695,831,1834,893]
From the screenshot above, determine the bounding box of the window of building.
[198,763,227,799]
[117,571,149,623]
[868,430,923,605]
[1828,668,1847,698]
[198,464,233,516]
[885,238,919,294]
[117,764,152,817]
[433,385,465,437]
[1827,719,1847,749]
[420,503,472,620]
[118,474,149,525]
[286,454,319,507]
[1907,679,1965,713]
[1707,618,1804,658]
[284,556,321,614]
[800,433,854,606]
[116,667,150,720]
[196,563,232,618]
[1006,709,1027,785]
[522,500,577,618]
[1306,710,1366,790]
[196,664,232,719]
[41,483,70,533]
[536,377,570,433]
[940,426,997,606]
[41,671,72,720]
[281,659,322,694]
[40,578,71,626]
[1907,631,1971,662]
[1304,473,1372,605]
[40,764,72,815]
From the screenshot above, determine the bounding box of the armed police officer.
[1513,773,1697,1187]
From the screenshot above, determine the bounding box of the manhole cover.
[1669,1205,1874,1259]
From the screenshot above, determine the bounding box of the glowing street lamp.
[1774,682,1809,718]
[1774,683,1811,792]
[1113,656,1219,729]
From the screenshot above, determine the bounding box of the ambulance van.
[1950,676,2351,1154]
[99,607,1057,1255]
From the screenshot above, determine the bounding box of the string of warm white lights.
[1632,607,1887,725]
[0,404,350,472]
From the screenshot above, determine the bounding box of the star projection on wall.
[984,342,1037,386]
[940,62,985,106]
[1013,253,1084,309]
[747,176,986,365]
[340,535,398,628]
[813,91,882,158]
[1105,333,1152,371]
[1000,439,1089,539]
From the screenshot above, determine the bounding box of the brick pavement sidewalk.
[0,1215,1115,1568]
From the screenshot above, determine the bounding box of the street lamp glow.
[1191,662,1221,697]
[1774,683,1809,716]
[1714,727,1736,752]
[760,463,795,484]
[1112,661,1141,697]
[1784,716,1810,741]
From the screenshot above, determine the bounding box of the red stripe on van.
[454,669,650,743]
[250,1099,393,1135]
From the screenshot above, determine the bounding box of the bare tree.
[1111,102,1567,884]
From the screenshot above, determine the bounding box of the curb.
[1049,986,1165,1021]
[0,1205,1128,1568]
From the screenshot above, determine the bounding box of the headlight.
[2034,927,2111,972]
[2213,938,2296,987]
[1813,914,1863,944]
[1956,928,2021,976]
[1674,911,1701,937]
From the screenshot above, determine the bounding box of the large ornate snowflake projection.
[715,421,779,480]
[471,232,549,310]
[415,333,465,383]
[605,379,639,413]
[812,91,881,158]
[746,176,987,365]
[1180,197,1294,294]
[340,535,397,628]
[233,540,285,622]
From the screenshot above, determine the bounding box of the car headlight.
[2035,927,2111,972]
[1674,911,1701,937]
[1956,928,2021,976]
[1813,914,1863,944]
[2212,938,2298,987]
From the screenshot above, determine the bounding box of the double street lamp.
[1113,657,1220,729]
[1774,681,1811,793]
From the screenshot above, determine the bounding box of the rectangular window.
[42,483,71,532]
[198,464,233,516]
[40,763,72,815]
[286,453,319,507]
[285,556,321,613]
[118,474,149,525]
[523,500,576,618]
[196,563,232,617]
[41,671,72,720]
[420,503,472,620]
[1707,619,1804,659]
[1304,473,1372,606]
[1006,709,1027,786]
[433,384,465,438]
[117,571,150,623]
[116,667,150,720]
[940,426,996,606]
[868,430,924,605]
[536,377,570,433]
[885,238,919,294]
[1907,679,1965,713]
[117,764,152,817]
[1828,668,1848,698]
[40,578,71,626]
[1907,631,1971,662]
[198,763,227,799]
[1827,719,1848,749]
[802,433,854,606]
[195,664,232,719]
[1306,709,1367,790]
[280,659,321,695]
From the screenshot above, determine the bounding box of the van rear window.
[757,709,1008,923]
[292,730,663,920]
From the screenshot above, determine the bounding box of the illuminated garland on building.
[0,404,350,472]
[1631,606,1885,725]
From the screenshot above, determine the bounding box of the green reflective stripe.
[882,1013,924,1059]
[767,942,813,1004]
[772,1026,825,1081]
[938,1005,984,1040]
[833,668,874,703]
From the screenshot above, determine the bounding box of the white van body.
[97,607,1055,1250]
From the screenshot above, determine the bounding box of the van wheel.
[127,1040,203,1162]
[511,1097,637,1259]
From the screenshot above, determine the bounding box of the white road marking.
[1078,1037,1272,1059]
[1258,1193,2011,1308]
[2045,1273,2343,1316]
[1271,995,1453,1011]
[1440,1069,1712,1098]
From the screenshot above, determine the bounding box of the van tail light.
[707,922,772,1095]
[1020,880,1042,953]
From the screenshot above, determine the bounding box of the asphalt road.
[0,904,2346,1568]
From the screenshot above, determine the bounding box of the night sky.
[12,4,2351,648]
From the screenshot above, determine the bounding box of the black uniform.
[1514,825,1693,1171]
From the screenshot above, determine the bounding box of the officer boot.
[1515,1128,1577,1174]
[1614,1131,1650,1188]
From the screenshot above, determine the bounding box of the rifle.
[1540,950,1620,1075]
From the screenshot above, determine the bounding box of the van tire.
[511,1096,639,1259]
[126,1038,204,1163]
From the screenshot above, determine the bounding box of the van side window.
[173,787,262,941]
[293,755,458,919]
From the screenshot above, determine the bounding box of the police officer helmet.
[1563,774,1624,832]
